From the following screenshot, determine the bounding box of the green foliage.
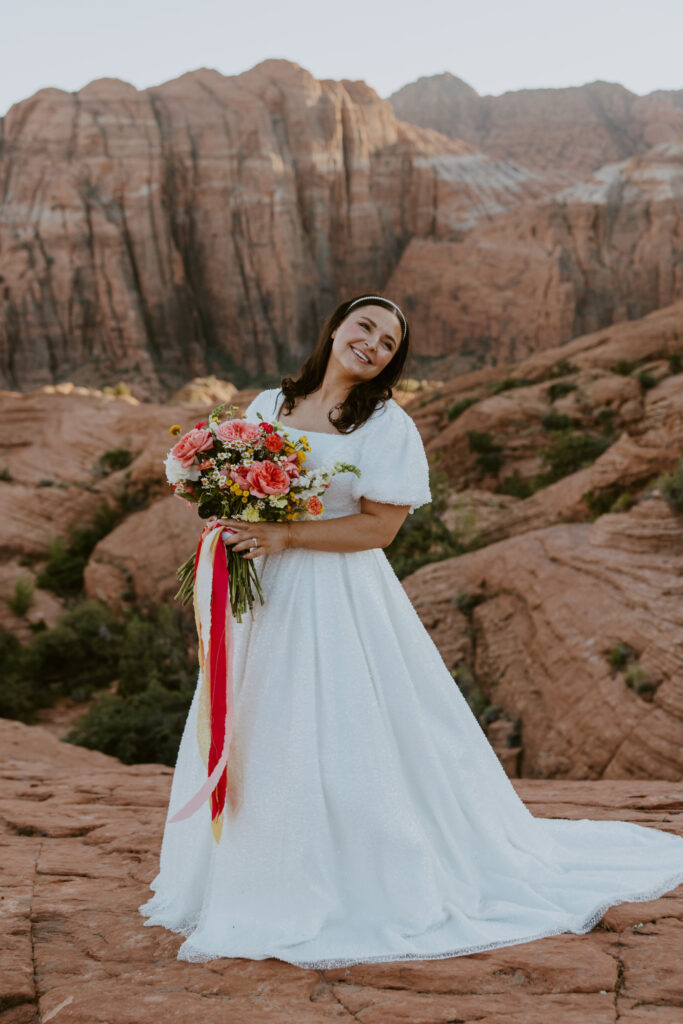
[0,601,122,719]
[636,371,658,390]
[6,576,35,617]
[451,591,486,617]
[547,359,579,379]
[385,467,465,580]
[97,448,133,474]
[583,485,635,518]
[102,381,132,396]
[669,352,683,374]
[536,431,612,485]
[0,600,197,766]
[623,664,654,694]
[607,642,637,671]
[465,431,504,475]
[615,359,637,375]
[446,396,479,421]
[541,411,575,431]
[656,460,683,513]
[485,377,534,395]
[0,465,11,482]
[548,380,578,401]
[495,469,539,499]
[66,605,197,765]
[36,503,122,597]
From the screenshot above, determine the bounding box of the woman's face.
[330,304,403,381]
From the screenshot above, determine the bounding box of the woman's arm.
[220,498,410,557]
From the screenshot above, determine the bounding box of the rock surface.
[389,74,683,174]
[0,61,555,396]
[1,716,682,1023]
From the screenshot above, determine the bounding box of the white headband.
[345,295,407,342]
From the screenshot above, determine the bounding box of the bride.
[139,293,683,968]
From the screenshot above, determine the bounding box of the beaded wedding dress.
[139,387,683,968]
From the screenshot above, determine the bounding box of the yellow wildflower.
[169,424,182,436]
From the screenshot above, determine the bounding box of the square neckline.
[271,388,384,437]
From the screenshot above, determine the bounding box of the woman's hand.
[216,518,290,558]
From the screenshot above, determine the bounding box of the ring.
[251,537,257,548]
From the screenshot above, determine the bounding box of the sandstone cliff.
[389,74,683,174]
[0,60,556,396]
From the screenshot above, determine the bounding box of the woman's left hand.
[216,518,290,558]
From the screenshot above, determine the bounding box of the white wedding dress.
[139,386,683,968]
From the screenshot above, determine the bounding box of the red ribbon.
[168,522,235,843]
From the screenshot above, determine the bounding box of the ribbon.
[168,521,236,843]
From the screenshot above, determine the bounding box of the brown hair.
[278,294,410,433]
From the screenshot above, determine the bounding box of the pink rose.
[171,428,214,467]
[215,419,262,446]
[282,453,302,480]
[244,460,291,498]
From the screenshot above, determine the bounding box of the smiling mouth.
[351,346,372,365]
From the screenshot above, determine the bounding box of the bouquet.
[165,400,361,622]
[164,400,360,842]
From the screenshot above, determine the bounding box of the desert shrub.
[608,642,637,671]
[583,485,635,518]
[548,380,578,401]
[386,467,465,579]
[97,448,133,474]
[66,605,197,764]
[547,359,579,378]
[615,359,637,375]
[636,372,658,390]
[36,503,122,597]
[537,431,611,485]
[541,411,575,431]
[446,396,479,421]
[669,352,683,374]
[451,591,486,617]
[495,469,538,499]
[6,576,35,617]
[623,664,655,694]
[485,377,534,395]
[467,431,500,454]
[0,465,11,481]
[657,460,683,513]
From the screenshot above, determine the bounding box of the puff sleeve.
[352,402,432,515]
[243,388,276,423]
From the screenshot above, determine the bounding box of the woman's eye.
[359,322,369,330]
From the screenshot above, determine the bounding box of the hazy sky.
[1,0,680,117]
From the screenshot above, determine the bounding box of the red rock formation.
[390,74,683,174]
[0,61,556,397]
[1,716,682,1020]
[386,144,683,363]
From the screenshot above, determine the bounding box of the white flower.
[164,452,200,484]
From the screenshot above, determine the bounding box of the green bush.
[6,576,35,617]
[615,359,637,376]
[37,503,122,597]
[537,431,612,485]
[547,359,579,379]
[485,377,534,395]
[669,352,683,374]
[583,485,635,518]
[0,465,11,482]
[636,372,658,390]
[385,467,465,579]
[657,460,683,513]
[467,430,501,454]
[541,411,575,431]
[97,448,133,474]
[446,396,479,421]
[608,642,636,671]
[548,380,578,401]
[496,469,539,499]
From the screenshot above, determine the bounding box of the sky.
[1,0,681,118]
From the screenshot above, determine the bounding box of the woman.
[140,294,683,968]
